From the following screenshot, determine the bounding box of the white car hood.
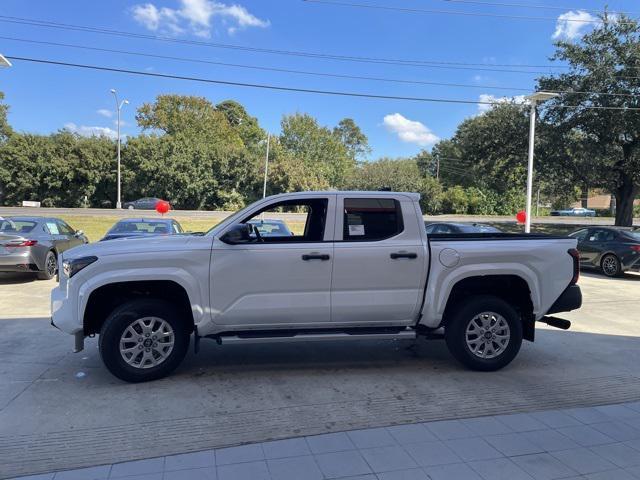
[62,234,208,260]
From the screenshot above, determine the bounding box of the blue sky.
[0,0,634,159]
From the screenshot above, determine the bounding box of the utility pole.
[436,157,440,180]
[262,133,271,199]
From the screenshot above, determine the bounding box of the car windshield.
[457,225,501,233]
[627,231,640,240]
[0,220,37,233]
[109,221,170,234]
[249,221,291,236]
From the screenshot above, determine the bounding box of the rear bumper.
[546,285,582,315]
[0,251,40,271]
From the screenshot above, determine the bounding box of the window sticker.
[349,224,365,236]
[46,222,60,235]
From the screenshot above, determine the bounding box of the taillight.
[631,245,640,253]
[5,240,38,247]
[568,248,580,284]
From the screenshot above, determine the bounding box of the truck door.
[210,196,335,328]
[330,195,428,326]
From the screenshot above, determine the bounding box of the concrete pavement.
[10,401,640,480]
[0,273,639,478]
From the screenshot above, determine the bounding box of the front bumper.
[546,285,582,315]
[51,283,82,335]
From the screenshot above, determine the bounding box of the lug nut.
[138,345,143,350]
[145,348,150,352]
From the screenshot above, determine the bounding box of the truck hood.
[62,234,209,260]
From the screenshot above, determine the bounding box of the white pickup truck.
[51,191,582,382]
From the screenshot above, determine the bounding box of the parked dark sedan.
[101,218,184,241]
[425,222,502,234]
[569,227,640,277]
[123,197,163,210]
[0,216,88,279]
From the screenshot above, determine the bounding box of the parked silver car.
[0,216,88,280]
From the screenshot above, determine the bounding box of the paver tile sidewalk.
[10,401,640,480]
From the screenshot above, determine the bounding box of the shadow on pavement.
[0,272,38,285]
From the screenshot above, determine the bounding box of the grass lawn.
[60,216,223,242]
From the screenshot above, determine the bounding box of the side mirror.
[75,230,84,237]
[220,224,253,244]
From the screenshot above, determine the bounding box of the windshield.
[0,220,37,234]
[109,221,170,234]
[458,225,501,233]
[627,231,640,241]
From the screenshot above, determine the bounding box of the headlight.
[62,256,98,278]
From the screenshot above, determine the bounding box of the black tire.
[99,299,190,383]
[36,250,57,280]
[600,254,622,278]
[445,295,523,372]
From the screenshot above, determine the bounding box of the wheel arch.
[82,280,196,336]
[440,274,535,341]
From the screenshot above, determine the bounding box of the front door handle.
[390,252,418,259]
[302,254,331,261]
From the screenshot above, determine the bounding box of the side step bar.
[213,330,417,345]
[541,316,572,330]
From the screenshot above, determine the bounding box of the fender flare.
[77,267,205,327]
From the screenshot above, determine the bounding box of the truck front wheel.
[99,299,190,382]
[445,295,522,371]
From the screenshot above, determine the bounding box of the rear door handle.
[390,252,418,259]
[302,254,331,261]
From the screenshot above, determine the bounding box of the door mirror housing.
[220,224,253,244]
[75,230,84,237]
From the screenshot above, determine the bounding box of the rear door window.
[343,198,403,242]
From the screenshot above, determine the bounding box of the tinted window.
[457,224,501,233]
[109,221,171,234]
[434,224,455,234]
[424,223,435,234]
[590,229,616,242]
[0,220,37,233]
[627,231,640,241]
[56,220,74,235]
[570,229,589,242]
[343,198,403,241]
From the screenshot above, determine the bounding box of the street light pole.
[0,54,11,68]
[110,89,129,209]
[524,92,559,233]
[262,133,271,199]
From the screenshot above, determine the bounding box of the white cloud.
[553,10,598,40]
[383,113,439,147]
[131,0,269,37]
[97,109,113,118]
[64,122,118,140]
[478,94,527,114]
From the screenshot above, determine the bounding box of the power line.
[0,15,569,74]
[440,0,637,16]
[4,36,639,97]
[303,0,638,25]
[6,56,640,111]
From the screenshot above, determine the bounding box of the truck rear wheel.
[99,299,190,383]
[445,295,522,371]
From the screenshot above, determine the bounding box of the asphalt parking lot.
[0,271,639,478]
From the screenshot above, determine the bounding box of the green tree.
[432,104,530,194]
[346,157,443,214]
[537,13,640,225]
[0,91,12,144]
[333,118,370,161]
[279,113,354,189]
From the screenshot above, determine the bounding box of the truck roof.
[266,191,421,201]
